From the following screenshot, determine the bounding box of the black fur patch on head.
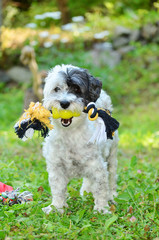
[64,67,102,104]
[86,73,102,103]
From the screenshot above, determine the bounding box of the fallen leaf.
[144,225,150,232]
[128,206,133,214]
[66,211,72,216]
[90,217,97,222]
[23,212,28,217]
[37,186,44,192]
[110,204,116,213]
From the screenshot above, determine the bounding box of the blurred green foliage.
[32,42,159,106]
[103,0,155,15]
[3,1,57,27]
[3,0,159,28]
[67,0,104,17]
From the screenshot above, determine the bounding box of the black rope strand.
[14,119,49,139]
[84,104,120,140]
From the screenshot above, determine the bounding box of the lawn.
[0,43,159,239]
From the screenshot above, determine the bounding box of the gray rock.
[130,29,140,42]
[114,26,131,37]
[113,36,130,49]
[106,51,121,68]
[93,42,112,51]
[7,66,32,84]
[0,70,11,83]
[90,49,121,68]
[117,45,135,55]
[141,24,158,40]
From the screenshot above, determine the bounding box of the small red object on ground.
[0,182,13,193]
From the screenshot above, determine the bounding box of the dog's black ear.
[86,74,102,103]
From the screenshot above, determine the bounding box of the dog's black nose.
[60,100,70,109]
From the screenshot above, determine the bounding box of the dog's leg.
[90,166,110,214]
[42,168,69,214]
[107,146,118,201]
[80,178,92,196]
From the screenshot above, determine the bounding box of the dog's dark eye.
[54,87,61,92]
[74,86,81,94]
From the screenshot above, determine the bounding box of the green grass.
[0,43,159,239]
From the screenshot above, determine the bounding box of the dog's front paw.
[42,202,68,214]
[42,205,53,214]
[42,204,65,214]
[94,204,111,214]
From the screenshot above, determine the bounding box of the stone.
[7,66,32,84]
[0,70,11,83]
[141,24,158,40]
[90,49,121,68]
[93,42,112,51]
[117,45,135,55]
[94,31,110,39]
[113,36,130,49]
[129,29,140,42]
[114,26,131,37]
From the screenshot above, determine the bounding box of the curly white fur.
[42,64,119,214]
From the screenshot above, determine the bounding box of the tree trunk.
[56,0,70,24]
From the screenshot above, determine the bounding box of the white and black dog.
[42,64,119,214]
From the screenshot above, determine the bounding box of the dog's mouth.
[61,117,73,127]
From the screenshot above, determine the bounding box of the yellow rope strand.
[19,102,53,130]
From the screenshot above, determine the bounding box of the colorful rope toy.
[14,102,53,141]
[0,189,33,206]
[0,183,33,206]
[84,102,119,140]
[14,101,119,143]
